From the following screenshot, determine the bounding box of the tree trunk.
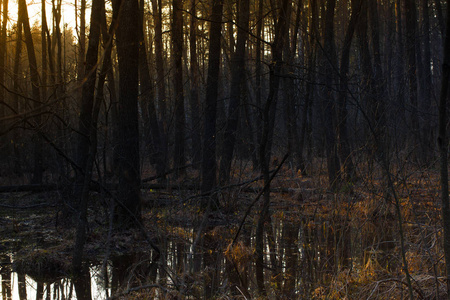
[201,0,224,207]
[72,0,104,275]
[404,0,420,154]
[114,0,142,227]
[368,0,387,159]
[151,0,168,129]
[438,0,450,295]
[0,0,7,133]
[12,14,23,176]
[395,0,407,145]
[172,0,185,177]
[74,0,102,222]
[77,0,86,83]
[321,0,340,190]
[219,0,250,184]
[420,0,433,163]
[19,0,43,184]
[337,0,361,181]
[41,0,48,112]
[138,0,166,181]
[284,1,301,172]
[255,0,290,294]
[253,0,264,171]
[189,0,202,169]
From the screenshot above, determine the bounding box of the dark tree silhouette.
[114,0,142,227]
[201,0,224,207]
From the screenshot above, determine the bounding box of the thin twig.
[231,153,289,245]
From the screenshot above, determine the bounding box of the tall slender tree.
[139,0,166,180]
[201,0,224,207]
[72,0,104,275]
[19,0,43,184]
[337,0,361,180]
[189,0,202,169]
[76,0,86,83]
[320,0,340,190]
[438,0,450,295]
[0,0,7,129]
[219,0,250,184]
[255,0,290,294]
[114,0,142,226]
[404,0,420,153]
[172,0,185,176]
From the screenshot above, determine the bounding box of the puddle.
[0,216,429,299]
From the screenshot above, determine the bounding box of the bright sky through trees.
[4,0,89,34]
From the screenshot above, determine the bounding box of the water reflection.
[0,217,395,299]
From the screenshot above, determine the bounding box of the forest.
[0,0,450,298]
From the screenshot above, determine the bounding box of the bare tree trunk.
[172,0,185,177]
[438,0,450,295]
[219,0,249,184]
[284,1,301,171]
[320,0,340,190]
[72,0,104,275]
[368,0,387,159]
[12,15,23,176]
[0,0,7,131]
[420,0,433,163]
[337,0,361,181]
[52,0,64,98]
[114,0,142,227]
[19,0,43,184]
[404,0,420,154]
[151,0,168,132]
[76,0,86,83]
[41,0,48,108]
[138,0,166,181]
[189,0,202,169]
[201,0,224,207]
[253,0,264,171]
[75,0,102,187]
[395,0,407,145]
[255,0,290,294]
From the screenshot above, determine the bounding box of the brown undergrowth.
[0,161,447,299]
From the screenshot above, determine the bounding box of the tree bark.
[201,0,224,207]
[321,0,340,190]
[19,0,43,184]
[114,0,142,227]
[438,0,450,295]
[404,0,420,153]
[219,0,250,184]
[337,0,361,181]
[77,0,86,83]
[76,0,102,179]
[255,0,290,294]
[138,0,166,181]
[189,0,202,169]
[151,0,167,127]
[420,0,433,163]
[0,0,7,130]
[12,14,23,176]
[72,0,105,276]
[172,0,185,176]
[253,0,264,171]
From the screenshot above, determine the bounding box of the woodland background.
[1,0,450,298]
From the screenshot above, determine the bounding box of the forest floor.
[0,161,447,299]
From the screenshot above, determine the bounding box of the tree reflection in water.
[0,216,411,299]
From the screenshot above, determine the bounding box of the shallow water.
[0,216,404,299]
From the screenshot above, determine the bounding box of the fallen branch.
[0,202,53,209]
